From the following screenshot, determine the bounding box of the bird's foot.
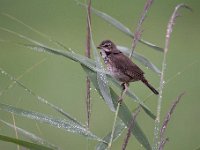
[118,97,123,105]
[121,83,126,90]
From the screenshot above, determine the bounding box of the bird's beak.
[97,46,101,49]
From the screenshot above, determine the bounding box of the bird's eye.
[105,43,111,47]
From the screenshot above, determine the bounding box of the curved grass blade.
[117,45,161,74]
[91,37,115,112]
[23,44,155,119]
[0,26,44,46]
[139,39,163,52]
[0,134,53,150]
[0,27,155,118]
[110,88,151,150]
[0,26,105,76]
[0,58,47,97]
[160,92,185,147]
[153,4,192,150]
[122,108,141,150]
[1,13,69,50]
[88,2,114,112]
[0,103,104,142]
[96,119,125,150]
[24,44,106,74]
[0,119,60,150]
[194,146,200,150]
[108,76,156,120]
[82,66,151,149]
[0,68,84,127]
[76,1,163,52]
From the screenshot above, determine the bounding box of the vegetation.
[0,0,198,150]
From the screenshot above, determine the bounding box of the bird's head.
[97,40,116,52]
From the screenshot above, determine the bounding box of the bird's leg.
[118,83,129,104]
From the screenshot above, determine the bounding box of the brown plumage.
[97,40,159,95]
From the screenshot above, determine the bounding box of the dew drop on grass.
[1,70,5,74]
[10,76,14,81]
[1,69,8,76]
[71,50,75,54]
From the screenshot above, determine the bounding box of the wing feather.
[110,53,144,80]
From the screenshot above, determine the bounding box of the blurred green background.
[0,0,199,149]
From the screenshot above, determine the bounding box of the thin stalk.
[153,51,166,149]
[85,0,92,149]
[129,0,154,57]
[152,4,191,150]
[11,113,20,150]
[0,58,47,97]
[107,103,120,149]
[122,107,141,150]
[159,92,185,150]
[85,0,92,129]
[108,86,128,149]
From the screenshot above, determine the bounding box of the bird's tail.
[141,78,159,95]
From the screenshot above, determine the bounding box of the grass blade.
[0,119,60,150]
[24,44,100,73]
[0,103,104,142]
[96,120,125,150]
[159,92,185,149]
[160,92,185,137]
[153,4,191,150]
[194,146,200,150]
[158,138,169,150]
[117,45,161,74]
[82,66,151,150]
[88,1,114,111]
[85,0,92,129]
[110,88,151,150]
[0,134,53,150]
[0,58,47,97]
[0,68,84,128]
[91,37,115,111]
[76,1,163,52]
[0,26,155,117]
[108,76,156,120]
[122,108,141,150]
[0,26,44,46]
[24,44,155,119]
[129,0,154,57]
[1,13,70,50]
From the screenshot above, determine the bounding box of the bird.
[97,40,159,102]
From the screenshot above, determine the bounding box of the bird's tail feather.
[141,78,159,95]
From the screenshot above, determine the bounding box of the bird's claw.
[118,97,123,105]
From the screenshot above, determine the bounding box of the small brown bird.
[97,40,159,98]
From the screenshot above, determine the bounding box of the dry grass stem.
[153,4,191,150]
[122,108,141,150]
[85,0,92,128]
[129,0,154,57]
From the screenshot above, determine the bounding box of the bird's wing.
[111,53,144,79]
